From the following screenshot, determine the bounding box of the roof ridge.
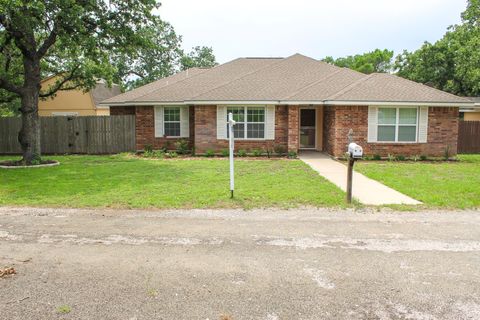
[325,73,375,100]
[282,69,343,100]
[380,73,472,102]
[187,56,289,101]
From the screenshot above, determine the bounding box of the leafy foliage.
[323,49,394,74]
[395,0,480,96]
[0,1,218,116]
[180,46,218,70]
[112,19,184,90]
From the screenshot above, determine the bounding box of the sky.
[159,0,468,63]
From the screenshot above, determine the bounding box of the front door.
[300,108,316,149]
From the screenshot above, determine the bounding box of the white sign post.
[228,112,236,198]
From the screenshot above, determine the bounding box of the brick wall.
[323,105,459,158]
[135,106,194,151]
[193,105,292,154]
[287,105,299,152]
[323,106,336,156]
[109,106,135,115]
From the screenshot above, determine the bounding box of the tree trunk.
[18,58,41,165]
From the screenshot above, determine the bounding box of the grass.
[355,154,480,209]
[56,305,71,314]
[0,154,345,209]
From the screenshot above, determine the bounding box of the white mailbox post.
[228,112,236,198]
[346,142,363,204]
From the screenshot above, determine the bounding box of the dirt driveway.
[1,207,480,319]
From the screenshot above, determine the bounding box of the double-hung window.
[164,107,181,137]
[226,106,265,139]
[377,107,418,142]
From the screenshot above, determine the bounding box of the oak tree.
[0,0,160,164]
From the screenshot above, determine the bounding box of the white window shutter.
[180,106,190,138]
[367,106,378,143]
[418,106,429,143]
[154,106,164,138]
[265,105,275,140]
[217,105,227,139]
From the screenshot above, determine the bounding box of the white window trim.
[226,105,266,140]
[377,106,419,143]
[163,106,181,138]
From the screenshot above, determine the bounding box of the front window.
[164,107,181,137]
[377,107,417,142]
[227,106,265,139]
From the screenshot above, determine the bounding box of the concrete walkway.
[299,152,421,205]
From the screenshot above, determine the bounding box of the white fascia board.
[101,100,475,108]
[187,100,279,105]
[100,101,187,107]
[321,100,474,107]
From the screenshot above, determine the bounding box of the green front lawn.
[355,154,480,209]
[0,155,345,209]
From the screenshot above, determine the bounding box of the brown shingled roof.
[101,54,472,106]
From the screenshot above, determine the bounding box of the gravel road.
[1,207,479,319]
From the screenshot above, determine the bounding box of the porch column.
[287,105,299,152]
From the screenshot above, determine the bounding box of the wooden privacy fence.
[0,115,135,154]
[458,121,480,154]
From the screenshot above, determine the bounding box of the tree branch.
[122,70,146,79]
[37,20,59,58]
[39,66,81,98]
[0,77,23,95]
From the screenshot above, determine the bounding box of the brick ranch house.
[101,54,473,158]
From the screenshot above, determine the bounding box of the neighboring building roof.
[467,97,480,105]
[91,81,122,107]
[102,54,473,106]
[460,97,480,112]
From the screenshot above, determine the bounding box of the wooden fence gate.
[458,121,480,154]
[0,115,135,154]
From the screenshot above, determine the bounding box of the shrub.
[143,145,154,157]
[412,155,420,162]
[162,141,171,152]
[287,151,297,159]
[175,139,189,154]
[237,149,247,157]
[205,149,215,157]
[220,149,229,157]
[273,144,287,156]
[420,155,428,161]
[396,155,406,161]
[387,154,395,162]
[165,151,178,158]
[144,144,153,153]
[252,149,264,157]
[191,147,196,156]
[373,154,381,161]
[153,150,165,158]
